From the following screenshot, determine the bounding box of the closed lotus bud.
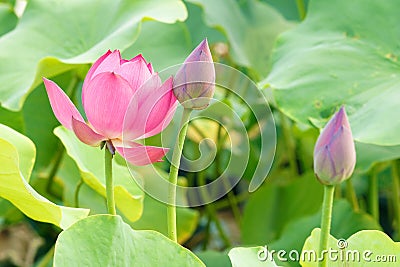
[173,38,215,110]
[313,106,356,185]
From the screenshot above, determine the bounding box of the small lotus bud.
[313,106,356,185]
[173,38,215,110]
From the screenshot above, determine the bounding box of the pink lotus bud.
[313,106,356,185]
[173,39,215,110]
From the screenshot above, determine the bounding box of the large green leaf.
[0,106,24,131]
[265,0,400,146]
[122,21,191,71]
[54,215,205,267]
[54,126,144,222]
[187,0,293,80]
[0,0,187,111]
[228,247,278,267]
[184,2,227,46]
[262,0,308,21]
[0,2,17,36]
[355,142,400,173]
[0,124,89,229]
[0,124,34,180]
[196,251,231,267]
[301,229,400,266]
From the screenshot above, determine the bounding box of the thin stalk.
[65,74,79,95]
[368,168,379,221]
[202,216,211,251]
[391,161,400,232]
[191,118,242,225]
[215,120,223,176]
[36,246,55,267]
[280,112,298,177]
[346,179,359,212]
[105,145,116,215]
[216,123,242,226]
[46,144,64,196]
[189,121,218,198]
[318,185,335,267]
[198,171,231,247]
[74,178,84,208]
[214,191,249,210]
[295,0,306,20]
[167,108,192,242]
[221,177,242,226]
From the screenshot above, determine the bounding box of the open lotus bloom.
[43,50,177,166]
[313,106,356,185]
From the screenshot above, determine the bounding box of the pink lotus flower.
[314,106,356,185]
[43,50,177,165]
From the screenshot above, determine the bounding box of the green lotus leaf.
[265,0,400,146]
[0,0,187,111]
[0,124,89,229]
[187,0,293,80]
[54,215,205,267]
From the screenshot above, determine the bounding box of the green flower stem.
[346,179,359,212]
[36,245,55,267]
[318,185,335,267]
[391,160,400,232]
[369,168,379,221]
[65,74,79,96]
[221,177,242,226]
[46,143,64,197]
[198,171,231,247]
[214,191,248,210]
[191,120,242,225]
[74,178,84,208]
[280,112,299,177]
[167,108,192,242]
[105,146,116,215]
[295,0,306,20]
[217,126,242,226]
[202,217,211,250]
